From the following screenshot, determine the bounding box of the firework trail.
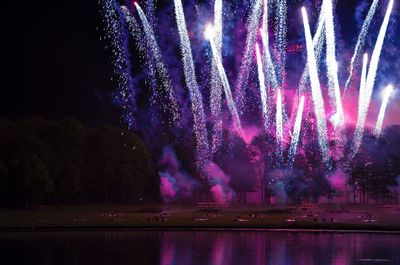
[173,0,210,163]
[276,89,284,163]
[235,0,263,113]
[260,29,279,125]
[100,0,136,128]
[261,0,279,92]
[144,0,156,25]
[358,54,369,122]
[274,0,287,85]
[134,3,180,126]
[207,26,243,135]
[351,0,394,158]
[298,4,325,94]
[121,5,160,111]
[288,96,305,167]
[210,0,223,156]
[121,6,140,47]
[302,7,330,166]
[374,85,394,137]
[255,44,269,131]
[352,53,369,157]
[323,0,344,127]
[344,0,379,91]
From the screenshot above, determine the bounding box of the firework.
[298,2,325,95]
[351,0,394,158]
[345,0,379,91]
[274,0,287,85]
[302,7,330,166]
[352,53,369,158]
[255,43,269,131]
[134,3,180,126]
[276,89,284,163]
[374,85,394,137]
[288,96,305,166]
[206,25,243,135]
[174,0,209,164]
[323,0,344,127]
[235,0,263,112]
[210,0,224,155]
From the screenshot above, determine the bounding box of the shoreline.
[1,204,399,233]
[1,225,400,233]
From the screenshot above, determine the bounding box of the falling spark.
[302,7,330,166]
[351,0,394,157]
[210,0,224,155]
[276,89,284,163]
[374,85,394,137]
[134,3,181,126]
[235,0,263,113]
[207,25,243,135]
[260,30,279,91]
[288,96,305,166]
[274,0,287,85]
[323,0,344,127]
[121,6,158,107]
[358,54,369,121]
[261,0,279,92]
[352,53,369,158]
[173,0,210,164]
[299,3,326,94]
[345,0,379,91]
[255,43,269,131]
[100,0,136,129]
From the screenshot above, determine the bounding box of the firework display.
[101,0,398,203]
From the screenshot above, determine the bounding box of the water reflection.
[1,231,399,265]
[159,232,399,265]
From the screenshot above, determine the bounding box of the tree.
[216,131,258,203]
[8,154,53,208]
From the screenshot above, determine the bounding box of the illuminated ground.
[1,205,399,231]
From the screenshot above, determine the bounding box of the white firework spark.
[210,0,224,155]
[174,0,210,164]
[134,3,181,126]
[288,96,305,166]
[256,43,269,131]
[345,0,379,91]
[302,7,330,166]
[374,85,394,138]
[235,0,263,113]
[351,0,394,158]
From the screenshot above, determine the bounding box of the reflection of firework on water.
[101,0,398,203]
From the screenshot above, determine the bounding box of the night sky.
[0,0,382,126]
[1,0,120,124]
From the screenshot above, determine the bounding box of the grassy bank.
[1,204,399,231]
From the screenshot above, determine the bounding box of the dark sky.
[1,0,120,124]
[0,0,362,125]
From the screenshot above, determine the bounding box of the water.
[1,231,399,265]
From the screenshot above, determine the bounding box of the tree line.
[0,117,159,208]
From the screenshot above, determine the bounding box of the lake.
[1,230,399,264]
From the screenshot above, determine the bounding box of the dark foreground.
[1,230,400,265]
[1,204,400,231]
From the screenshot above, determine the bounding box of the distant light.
[204,24,215,40]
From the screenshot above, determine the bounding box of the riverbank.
[1,204,399,232]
